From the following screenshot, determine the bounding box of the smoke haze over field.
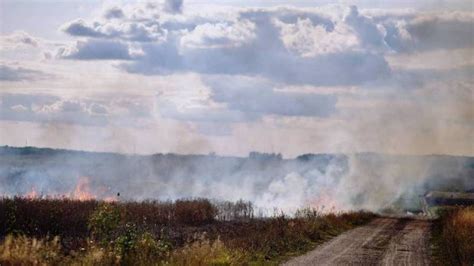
[0,1,473,211]
[1,147,473,212]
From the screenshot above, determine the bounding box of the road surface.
[283,217,432,266]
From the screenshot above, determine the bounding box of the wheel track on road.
[283,217,431,266]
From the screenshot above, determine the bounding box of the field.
[432,206,474,266]
[0,197,375,265]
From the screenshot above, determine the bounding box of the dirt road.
[283,217,432,266]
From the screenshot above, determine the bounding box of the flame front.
[71,176,95,201]
[309,190,346,213]
[21,176,116,202]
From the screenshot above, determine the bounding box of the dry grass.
[0,234,245,266]
[0,197,376,265]
[434,206,474,266]
[441,207,474,265]
[169,237,247,265]
[0,235,63,265]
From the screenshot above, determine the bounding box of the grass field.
[0,197,375,265]
[432,206,474,266]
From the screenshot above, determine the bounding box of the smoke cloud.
[1,147,472,213]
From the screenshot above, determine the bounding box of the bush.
[0,197,97,237]
[130,232,171,264]
[115,225,171,265]
[88,203,121,243]
[175,199,217,225]
[88,204,173,265]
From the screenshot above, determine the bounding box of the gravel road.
[283,217,432,266]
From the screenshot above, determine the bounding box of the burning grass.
[0,197,376,264]
[432,206,474,266]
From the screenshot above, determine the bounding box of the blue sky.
[0,0,473,156]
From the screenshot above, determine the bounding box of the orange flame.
[25,186,39,199]
[71,176,95,201]
[309,191,346,213]
[22,176,117,202]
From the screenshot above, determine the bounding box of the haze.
[0,0,473,157]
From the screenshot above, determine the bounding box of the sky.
[0,0,473,157]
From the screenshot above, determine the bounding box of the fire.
[71,176,95,201]
[25,186,39,199]
[309,191,346,213]
[21,176,117,202]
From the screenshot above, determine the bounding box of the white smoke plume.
[1,147,472,213]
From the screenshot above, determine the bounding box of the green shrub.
[90,213,173,265]
[120,231,171,265]
[88,203,121,243]
[114,222,139,257]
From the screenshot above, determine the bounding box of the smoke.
[1,147,472,213]
[335,154,474,211]
[0,2,472,217]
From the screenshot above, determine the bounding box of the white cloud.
[206,76,338,117]
[61,18,165,42]
[90,103,108,115]
[404,12,474,51]
[180,20,256,49]
[154,75,338,126]
[1,1,473,156]
[164,0,184,14]
[104,7,125,20]
[0,31,38,51]
[57,3,473,86]
[0,93,154,127]
[57,39,133,60]
[276,17,358,56]
[120,7,390,86]
[0,65,46,81]
[60,19,107,38]
[10,104,28,112]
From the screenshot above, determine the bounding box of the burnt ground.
[283,217,432,266]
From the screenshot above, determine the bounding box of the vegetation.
[0,197,376,265]
[432,206,474,266]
